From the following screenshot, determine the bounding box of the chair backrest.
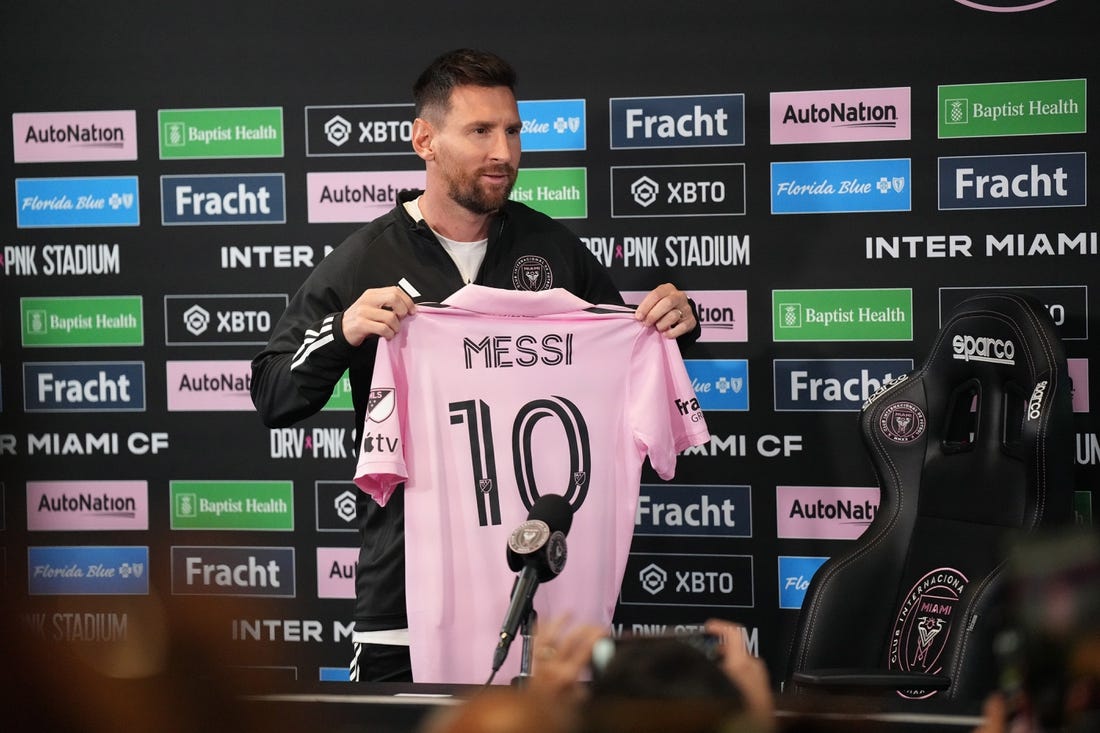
[785,292,1074,702]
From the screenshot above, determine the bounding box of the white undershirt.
[404,197,487,284]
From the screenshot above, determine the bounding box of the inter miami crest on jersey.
[511,255,553,291]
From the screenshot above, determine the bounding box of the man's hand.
[705,618,775,731]
[527,615,607,707]
[634,283,697,339]
[342,286,417,346]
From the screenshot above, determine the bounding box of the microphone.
[491,494,573,674]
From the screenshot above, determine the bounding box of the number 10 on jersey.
[449,396,592,526]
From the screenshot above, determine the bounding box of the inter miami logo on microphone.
[511,255,553,291]
[508,519,568,575]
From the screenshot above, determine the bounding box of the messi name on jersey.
[462,333,575,369]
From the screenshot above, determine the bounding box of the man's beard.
[447,165,516,215]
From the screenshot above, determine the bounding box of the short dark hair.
[413,48,517,121]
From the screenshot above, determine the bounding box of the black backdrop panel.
[0,0,1095,687]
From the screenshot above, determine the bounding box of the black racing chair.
[784,292,1075,706]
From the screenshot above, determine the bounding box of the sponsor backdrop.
[1,0,1096,689]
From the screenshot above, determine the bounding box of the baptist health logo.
[773,289,913,342]
[517,99,586,151]
[159,107,284,159]
[22,295,144,348]
[771,158,910,214]
[939,79,1085,139]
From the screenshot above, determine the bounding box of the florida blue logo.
[517,99,586,151]
[16,176,140,228]
[28,546,149,595]
[778,556,828,609]
[771,158,911,214]
[684,359,749,411]
[161,173,286,225]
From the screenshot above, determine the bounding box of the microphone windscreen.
[526,493,573,536]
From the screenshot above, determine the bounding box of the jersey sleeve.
[629,328,710,480]
[353,334,408,506]
[250,252,359,428]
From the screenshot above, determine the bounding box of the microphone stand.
[511,608,538,687]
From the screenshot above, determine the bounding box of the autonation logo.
[27,480,148,532]
[770,87,911,145]
[14,110,138,163]
[938,152,1086,210]
[610,94,745,149]
[771,158,911,214]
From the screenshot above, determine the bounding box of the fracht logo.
[161,173,286,225]
[610,94,745,149]
[938,152,1086,210]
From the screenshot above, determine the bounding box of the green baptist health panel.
[772,288,913,342]
[938,79,1086,138]
[158,107,284,159]
[170,480,294,530]
[21,295,143,347]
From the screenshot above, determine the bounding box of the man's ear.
[412,117,434,161]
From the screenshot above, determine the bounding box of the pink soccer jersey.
[354,285,709,684]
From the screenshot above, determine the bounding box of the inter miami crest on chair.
[784,292,1075,706]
